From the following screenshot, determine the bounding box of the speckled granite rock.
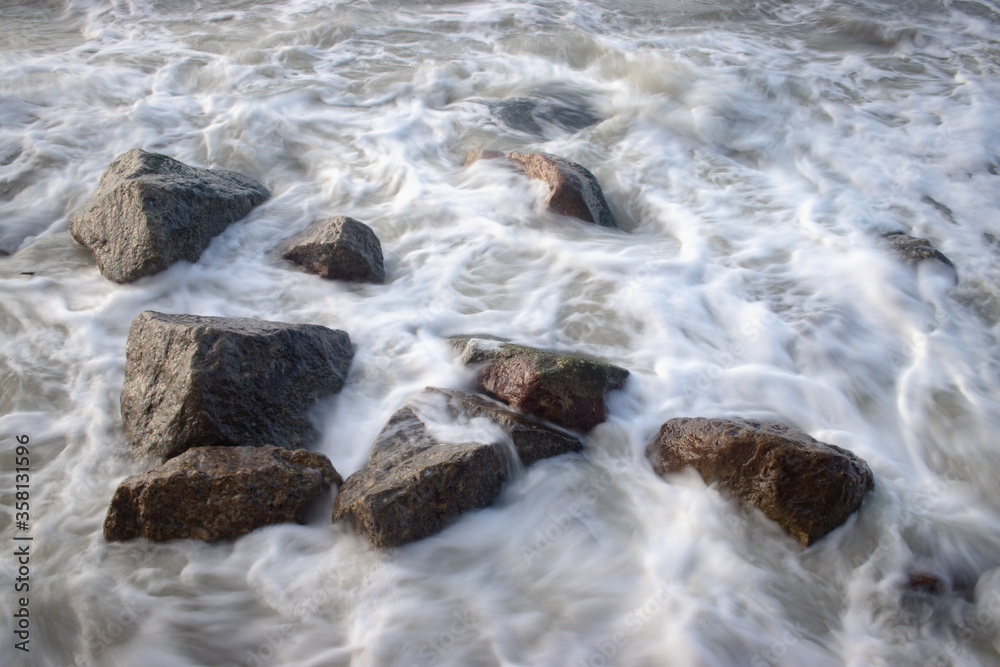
[104,445,341,542]
[70,148,269,282]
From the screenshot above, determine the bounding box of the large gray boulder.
[332,387,582,547]
[646,417,874,546]
[451,336,629,433]
[70,148,270,283]
[280,216,385,283]
[104,445,341,542]
[465,149,616,228]
[121,311,353,461]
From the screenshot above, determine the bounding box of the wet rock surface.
[280,215,385,284]
[882,232,955,271]
[70,148,269,283]
[646,417,874,546]
[104,445,341,543]
[332,387,582,547]
[464,149,616,228]
[121,311,353,461]
[452,336,629,433]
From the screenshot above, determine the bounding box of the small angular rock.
[104,445,341,542]
[882,232,955,271]
[280,216,385,283]
[451,336,629,432]
[332,387,581,547]
[465,149,616,227]
[121,311,353,461]
[646,417,874,546]
[70,148,270,283]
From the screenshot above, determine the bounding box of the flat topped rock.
[280,216,385,284]
[104,445,341,543]
[451,336,629,433]
[332,387,582,547]
[70,148,269,283]
[646,417,874,546]
[465,149,616,228]
[121,311,353,461]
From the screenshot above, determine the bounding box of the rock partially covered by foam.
[465,149,616,228]
[451,336,629,433]
[121,311,353,461]
[332,387,581,547]
[280,216,385,284]
[104,445,341,542]
[70,148,269,283]
[646,417,874,546]
[882,232,955,272]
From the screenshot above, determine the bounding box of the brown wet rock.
[451,336,629,433]
[464,149,616,228]
[332,387,582,547]
[104,445,341,542]
[280,215,385,284]
[646,417,874,546]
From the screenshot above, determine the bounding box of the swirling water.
[2,0,1000,665]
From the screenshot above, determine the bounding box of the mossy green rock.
[451,336,629,432]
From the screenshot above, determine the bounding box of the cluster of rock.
[106,311,353,542]
[79,148,879,549]
[69,148,948,287]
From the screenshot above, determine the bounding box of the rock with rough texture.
[104,445,341,542]
[70,148,270,283]
[332,387,582,547]
[280,216,385,284]
[882,232,955,271]
[464,149,616,228]
[451,336,629,433]
[121,311,353,461]
[646,417,874,546]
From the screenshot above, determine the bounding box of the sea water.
[2,0,1000,665]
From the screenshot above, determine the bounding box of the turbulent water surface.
[3,0,1000,665]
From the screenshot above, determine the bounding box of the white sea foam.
[2,0,1000,664]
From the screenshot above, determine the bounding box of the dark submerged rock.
[121,311,353,461]
[491,91,601,138]
[280,216,385,284]
[464,149,616,228]
[646,417,874,546]
[882,232,955,271]
[104,445,341,542]
[451,336,629,433]
[332,387,582,547]
[70,148,269,283]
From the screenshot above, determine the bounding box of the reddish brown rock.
[104,445,341,543]
[280,216,385,284]
[332,387,581,547]
[646,417,874,546]
[465,149,616,227]
[451,336,629,433]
